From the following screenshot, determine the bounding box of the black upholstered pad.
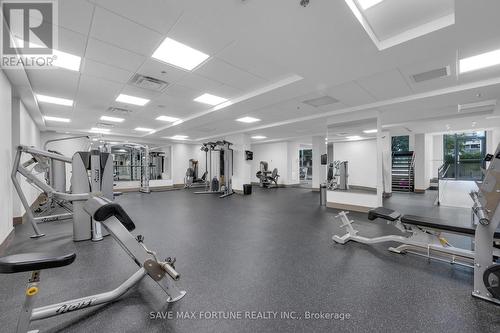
[0,252,76,273]
[402,215,500,238]
[93,203,136,231]
[368,207,401,221]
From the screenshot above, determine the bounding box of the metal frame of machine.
[195,140,234,198]
[332,143,500,304]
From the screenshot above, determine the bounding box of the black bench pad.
[402,215,500,238]
[368,207,401,221]
[93,203,135,231]
[0,252,76,274]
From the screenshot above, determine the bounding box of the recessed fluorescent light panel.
[170,135,189,140]
[152,37,209,71]
[89,127,110,134]
[236,117,261,123]
[53,50,81,71]
[44,116,70,123]
[363,129,378,134]
[460,48,500,73]
[357,0,384,10]
[172,120,184,126]
[346,136,362,140]
[156,115,180,122]
[134,127,154,132]
[116,94,150,106]
[36,94,73,107]
[100,116,124,123]
[194,93,228,106]
[251,136,267,139]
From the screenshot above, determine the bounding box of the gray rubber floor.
[0,188,499,333]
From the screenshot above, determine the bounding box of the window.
[392,136,409,152]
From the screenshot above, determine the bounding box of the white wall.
[431,134,443,178]
[12,99,41,218]
[0,70,13,244]
[333,139,377,188]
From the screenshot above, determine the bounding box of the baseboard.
[234,189,244,195]
[383,192,392,198]
[13,193,45,226]
[414,189,426,193]
[312,187,320,192]
[326,202,372,213]
[0,228,15,254]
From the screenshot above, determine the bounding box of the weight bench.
[0,196,185,333]
[333,207,500,267]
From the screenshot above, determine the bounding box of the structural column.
[226,134,252,192]
[312,135,326,191]
[414,133,429,192]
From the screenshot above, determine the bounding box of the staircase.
[392,151,415,192]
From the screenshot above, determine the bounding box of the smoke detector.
[302,96,339,107]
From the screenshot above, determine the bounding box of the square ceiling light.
[89,127,110,134]
[169,135,189,140]
[236,117,261,123]
[36,94,73,107]
[251,135,267,139]
[194,93,228,106]
[134,127,155,133]
[459,48,500,74]
[44,116,70,123]
[100,115,124,123]
[152,37,209,71]
[156,115,180,122]
[116,94,150,106]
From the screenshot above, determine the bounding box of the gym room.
[0,0,499,332]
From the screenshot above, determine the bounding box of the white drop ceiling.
[3,0,500,145]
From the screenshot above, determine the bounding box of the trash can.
[243,184,252,195]
[320,184,327,206]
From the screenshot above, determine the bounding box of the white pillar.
[312,136,326,191]
[286,141,300,185]
[381,131,392,196]
[414,133,428,192]
[226,134,252,192]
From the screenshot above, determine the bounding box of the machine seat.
[93,203,136,231]
[0,252,76,274]
[368,207,401,221]
[401,215,500,238]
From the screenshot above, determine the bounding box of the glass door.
[443,132,486,180]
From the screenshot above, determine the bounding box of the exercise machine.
[12,145,113,240]
[0,195,186,333]
[327,161,348,190]
[332,144,500,304]
[195,140,234,198]
[184,158,208,188]
[256,161,280,188]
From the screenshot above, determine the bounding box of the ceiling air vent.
[411,66,450,83]
[107,107,132,116]
[302,96,339,107]
[129,74,169,92]
[458,99,497,113]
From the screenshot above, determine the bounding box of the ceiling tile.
[58,26,87,56]
[27,69,80,98]
[58,0,95,35]
[195,58,266,92]
[90,7,163,56]
[82,59,133,83]
[75,74,123,111]
[178,73,240,99]
[94,0,182,34]
[356,69,414,100]
[85,38,146,71]
[327,81,378,106]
